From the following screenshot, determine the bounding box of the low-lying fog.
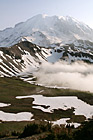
[34,61,93,93]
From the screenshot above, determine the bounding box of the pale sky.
[0,0,93,30]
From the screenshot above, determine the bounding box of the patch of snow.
[41,48,51,57]
[47,50,64,63]
[0,111,33,121]
[0,103,10,107]
[18,46,23,52]
[13,59,19,65]
[44,85,69,89]
[16,59,21,63]
[0,65,14,76]
[22,77,36,81]
[0,58,2,62]
[21,51,39,73]
[37,90,44,93]
[52,118,70,126]
[5,54,12,59]
[68,53,93,63]
[35,52,46,62]
[52,118,81,128]
[69,122,81,128]
[36,84,69,89]
[9,62,21,73]
[16,95,93,118]
[1,62,17,75]
[0,51,6,60]
[0,51,3,56]
[28,80,36,83]
[0,70,10,77]
[33,105,51,113]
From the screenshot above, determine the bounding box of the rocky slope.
[0,41,50,77]
[0,40,93,77]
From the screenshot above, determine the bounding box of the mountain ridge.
[0,40,93,78]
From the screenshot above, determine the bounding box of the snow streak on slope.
[1,40,93,85]
[0,41,51,77]
[0,14,93,47]
[0,103,10,107]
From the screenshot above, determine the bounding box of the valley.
[0,14,93,139]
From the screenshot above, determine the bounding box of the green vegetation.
[40,133,71,140]
[40,119,93,140]
[0,119,91,140]
[15,55,21,59]
[0,76,92,114]
[0,76,93,105]
[0,77,93,139]
[19,122,51,138]
[0,121,32,138]
[73,119,93,140]
[0,76,92,122]
[19,123,39,138]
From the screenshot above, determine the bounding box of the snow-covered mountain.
[0,14,93,47]
[0,40,93,77]
[1,14,93,77]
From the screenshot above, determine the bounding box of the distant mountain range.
[0,14,93,47]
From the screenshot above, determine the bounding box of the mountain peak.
[0,14,93,47]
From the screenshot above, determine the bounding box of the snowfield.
[51,118,81,128]
[16,95,93,119]
[0,103,10,107]
[0,95,92,125]
[0,102,33,122]
[0,111,33,121]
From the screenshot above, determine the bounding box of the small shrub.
[0,132,9,138]
[40,133,55,140]
[15,55,21,59]
[73,119,93,140]
[11,131,20,136]
[21,59,24,63]
[19,123,39,138]
[57,133,72,140]
[19,122,52,138]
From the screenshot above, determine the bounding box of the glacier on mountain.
[0,14,93,47]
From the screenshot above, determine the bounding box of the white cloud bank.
[34,61,93,93]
